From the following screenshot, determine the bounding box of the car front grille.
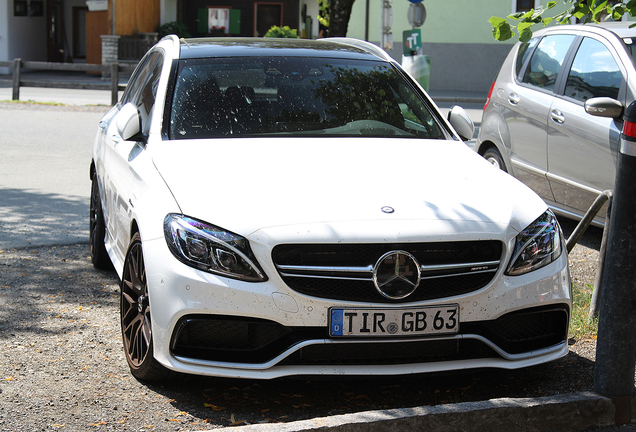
[170,306,569,365]
[271,241,503,303]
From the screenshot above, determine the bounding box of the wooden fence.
[0,59,137,106]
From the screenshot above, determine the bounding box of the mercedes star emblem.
[373,251,421,299]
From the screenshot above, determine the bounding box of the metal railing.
[563,190,613,321]
[0,59,136,106]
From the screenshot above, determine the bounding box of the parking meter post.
[593,101,636,424]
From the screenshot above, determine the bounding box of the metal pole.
[365,0,369,41]
[110,62,119,106]
[12,58,21,101]
[593,100,636,424]
[565,190,612,253]
[589,196,612,320]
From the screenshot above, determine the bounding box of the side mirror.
[447,105,475,141]
[116,102,144,142]
[585,97,623,119]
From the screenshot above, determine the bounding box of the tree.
[490,0,636,42]
[327,0,356,37]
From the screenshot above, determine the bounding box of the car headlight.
[164,214,267,282]
[506,210,563,276]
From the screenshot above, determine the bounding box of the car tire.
[483,147,508,173]
[121,233,175,381]
[90,173,111,270]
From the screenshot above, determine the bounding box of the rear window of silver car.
[168,57,446,140]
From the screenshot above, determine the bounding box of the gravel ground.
[0,218,613,431]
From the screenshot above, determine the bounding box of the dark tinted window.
[564,37,622,101]
[169,57,445,140]
[522,34,575,91]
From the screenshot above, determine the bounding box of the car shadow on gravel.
[0,187,89,249]
[0,243,599,430]
[142,349,597,426]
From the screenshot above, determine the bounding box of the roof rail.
[321,37,393,62]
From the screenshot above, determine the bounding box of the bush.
[263,26,299,38]
[158,22,191,39]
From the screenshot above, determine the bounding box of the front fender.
[475,107,515,176]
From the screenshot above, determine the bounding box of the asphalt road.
[0,102,109,249]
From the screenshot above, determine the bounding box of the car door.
[102,50,164,264]
[546,35,624,217]
[503,34,576,201]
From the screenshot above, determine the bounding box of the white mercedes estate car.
[90,35,571,381]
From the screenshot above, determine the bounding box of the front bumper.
[142,235,571,379]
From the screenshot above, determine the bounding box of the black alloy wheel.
[121,233,173,381]
[89,172,111,270]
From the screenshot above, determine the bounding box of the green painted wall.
[346,0,571,46]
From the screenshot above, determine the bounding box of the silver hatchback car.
[475,22,636,225]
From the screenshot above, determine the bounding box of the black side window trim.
[161,58,180,140]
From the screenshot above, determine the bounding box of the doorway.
[73,7,88,59]
[46,0,70,62]
[254,3,283,37]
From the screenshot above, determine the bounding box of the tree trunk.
[328,0,356,37]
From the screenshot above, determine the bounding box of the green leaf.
[542,17,553,25]
[489,16,514,41]
[591,0,608,21]
[611,5,626,20]
[507,12,525,21]
[546,1,557,9]
[519,27,534,43]
[573,2,590,18]
[518,21,535,42]
[520,9,534,21]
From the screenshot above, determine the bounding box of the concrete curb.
[211,392,615,432]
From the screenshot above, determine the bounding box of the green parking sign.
[403,29,422,56]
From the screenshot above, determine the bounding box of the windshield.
[168,57,446,140]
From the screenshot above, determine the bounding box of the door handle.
[99,121,108,129]
[550,109,565,124]
[508,93,520,105]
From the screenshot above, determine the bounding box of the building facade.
[0,0,584,92]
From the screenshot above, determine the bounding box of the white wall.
[298,0,320,39]
[162,0,178,24]
[7,0,47,62]
[0,0,10,73]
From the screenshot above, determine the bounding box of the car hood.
[152,138,546,238]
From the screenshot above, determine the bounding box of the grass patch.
[569,282,598,339]
[0,99,66,106]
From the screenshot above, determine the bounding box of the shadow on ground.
[0,187,89,249]
[0,231,599,430]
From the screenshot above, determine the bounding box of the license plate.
[329,305,459,337]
